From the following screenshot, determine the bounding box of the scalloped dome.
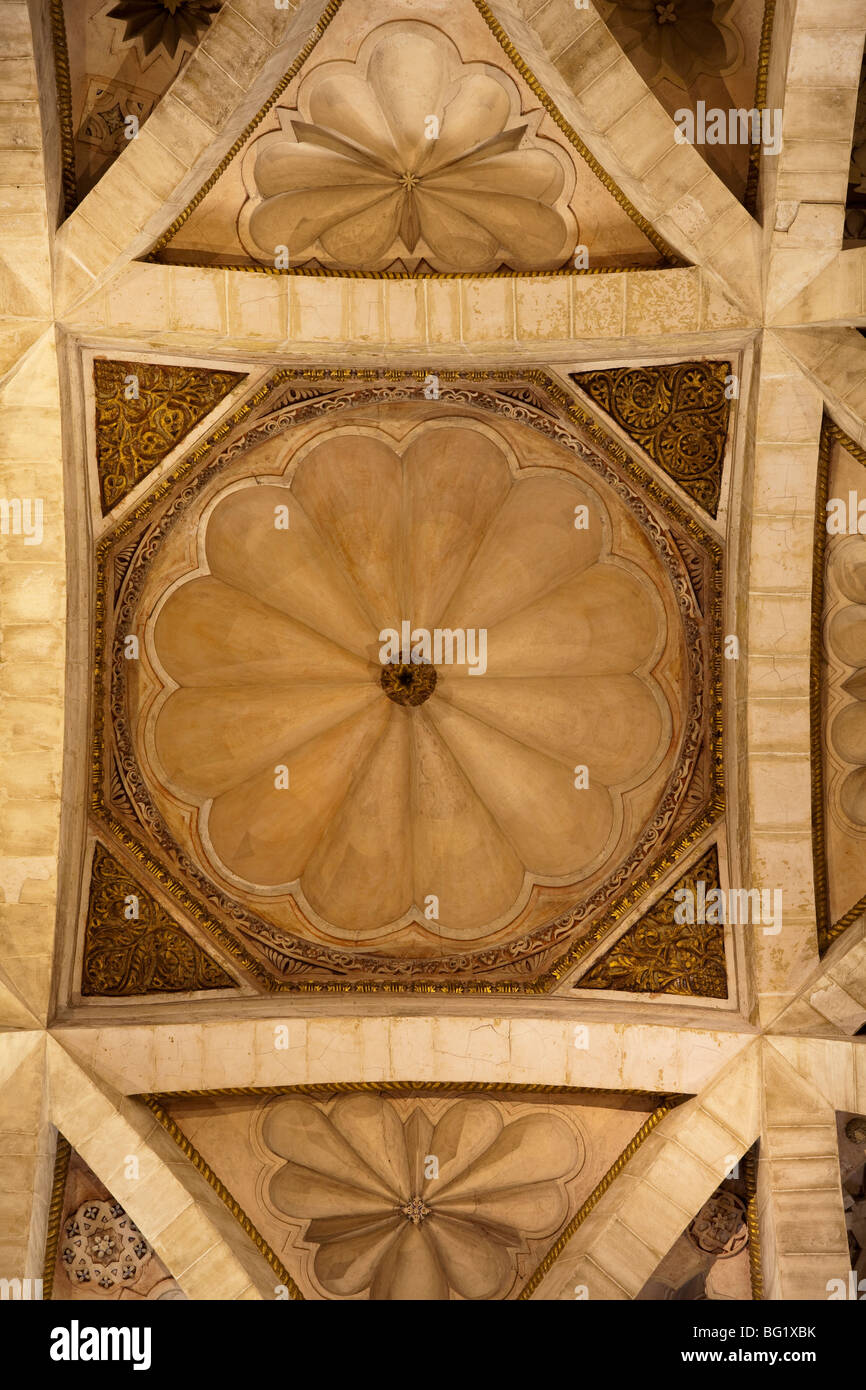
[145,416,675,946]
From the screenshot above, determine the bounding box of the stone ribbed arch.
[51,0,326,313]
[44,1038,274,1299]
[529,1041,761,1299]
[490,0,762,314]
[773,920,866,1036]
[775,328,866,454]
[763,0,866,320]
[774,248,866,328]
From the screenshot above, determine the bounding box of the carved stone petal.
[409,713,525,933]
[407,192,500,272]
[829,604,866,668]
[434,1113,579,1203]
[427,149,564,202]
[422,187,567,268]
[402,426,513,632]
[369,1224,449,1301]
[249,185,400,262]
[154,682,379,800]
[153,576,371,686]
[318,190,405,267]
[438,675,664,788]
[263,1099,401,1204]
[312,1219,405,1297]
[291,435,404,630]
[440,473,603,632]
[205,483,377,658]
[328,1096,414,1199]
[427,697,615,877]
[436,1179,571,1238]
[831,702,866,766]
[841,766,866,825]
[254,144,393,198]
[307,74,402,167]
[270,1161,397,1221]
[425,73,512,170]
[366,29,451,171]
[206,701,391,886]
[833,539,866,605]
[422,1100,503,1192]
[477,564,663,677]
[302,708,414,932]
[426,1211,515,1300]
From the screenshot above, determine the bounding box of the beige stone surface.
[1,0,865,1305]
[0,329,64,1025]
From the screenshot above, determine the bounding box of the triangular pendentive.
[81,842,236,997]
[571,361,732,518]
[94,359,244,513]
[44,1135,185,1300]
[145,1083,678,1300]
[147,0,679,275]
[636,1142,761,1299]
[575,845,728,998]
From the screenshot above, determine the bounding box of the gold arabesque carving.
[81,842,235,997]
[94,358,244,514]
[576,845,727,998]
[572,361,732,519]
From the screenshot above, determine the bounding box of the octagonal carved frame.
[88,367,724,995]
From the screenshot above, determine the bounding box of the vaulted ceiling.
[2,0,866,1304]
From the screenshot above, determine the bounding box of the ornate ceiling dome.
[238,24,575,272]
[260,1094,579,1300]
[142,413,675,948]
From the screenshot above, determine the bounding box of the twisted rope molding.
[142,1096,304,1301]
[48,0,77,218]
[743,1144,763,1301]
[42,1133,71,1300]
[517,1101,673,1299]
[744,0,777,216]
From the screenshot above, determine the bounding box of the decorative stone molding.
[93,357,245,512]
[575,845,728,999]
[571,359,732,517]
[81,843,235,998]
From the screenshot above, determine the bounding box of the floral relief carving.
[82,842,234,996]
[576,846,727,997]
[571,361,731,518]
[146,420,672,944]
[105,0,221,61]
[262,1095,580,1299]
[62,1199,151,1291]
[105,373,716,988]
[687,1192,749,1258]
[94,359,244,514]
[238,23,576,273]
[602,0,743,87]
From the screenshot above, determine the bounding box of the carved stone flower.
[148,422,669,943]
[262,1095,579,1299]
[605,0,738,85]
[106,0,221,60]
[62,1199,151,1291]
[240,25,575,272]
